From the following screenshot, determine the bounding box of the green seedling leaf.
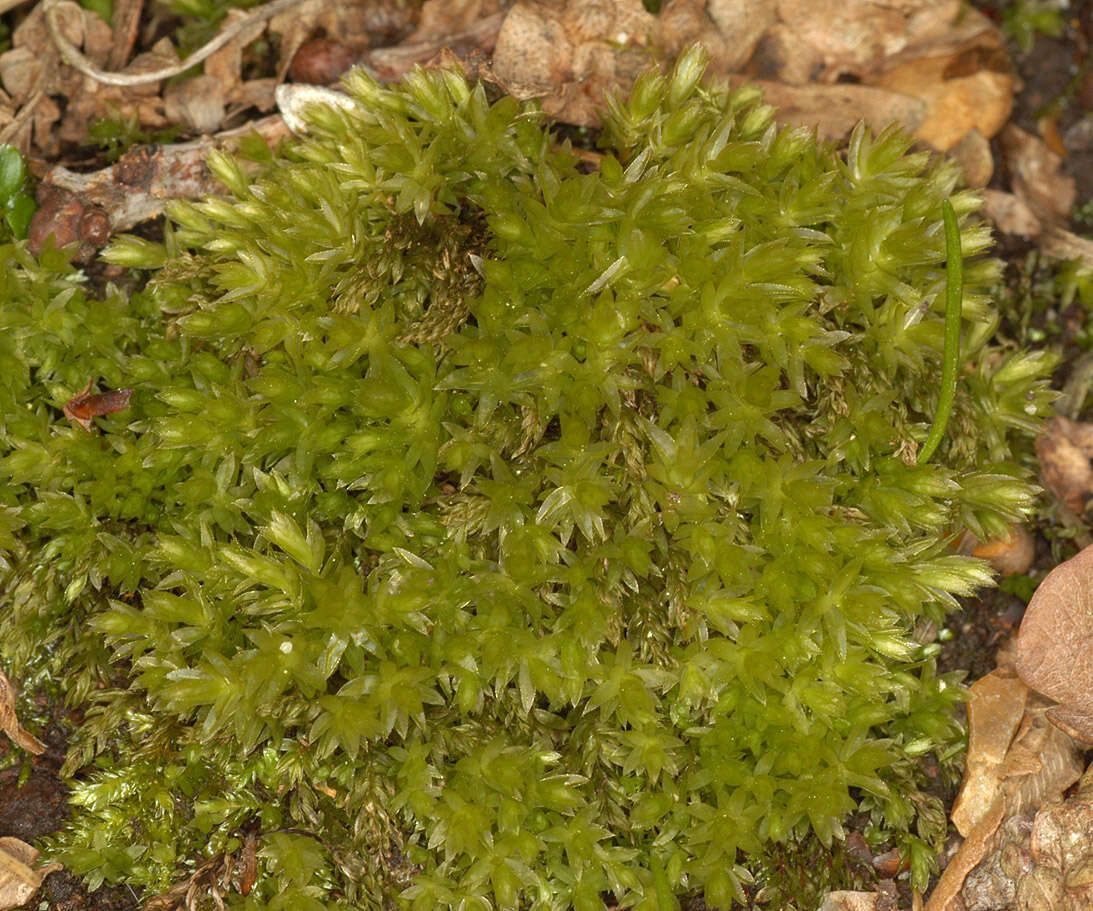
[4,194,34,239]
[0,145,25,199]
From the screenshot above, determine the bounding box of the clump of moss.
[0,47,1055,909]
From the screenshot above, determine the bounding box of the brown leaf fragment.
[870,44,1013,150]
[107,0,143,71]
[288,38,358,85]
[1036,416,1093,516]
[926,797,1007,911]
[0,668,44,756]
[1039,224,1093,272]
[817,890,880,910]
[62,380,134,432]
[163,74,226,134]
[36,111,291,235]
[981,188,1042,239]
[998,124,1077,225]
[240,831,257,896]
[768,0,953,81]
[928,702,1085,911]
[728,78,928,142]
[0,836,61,910]
[952,670,1028,836]
[490,0,654,127]
[1000,707,1084,814]
[1017,541,1093,744]
[949,127,993,187]
[659,0,775,75]
[364,0,503,81]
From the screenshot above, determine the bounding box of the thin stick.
[918,199,963,464]
[42,0,307,87]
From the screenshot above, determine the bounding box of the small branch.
[42,0,308,87]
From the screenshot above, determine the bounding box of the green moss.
[0,47,1056,909]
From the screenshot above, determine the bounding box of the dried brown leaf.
[490,0,654,127]
[1017,542,1093,743]
[1036,416,1093,516]
[952,670,1028,836]
[62,380,134,432]
[0,668,44,756]
[0,837,61,910]
[999,123,1078,225]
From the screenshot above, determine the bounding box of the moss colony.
[0,48,1055,910]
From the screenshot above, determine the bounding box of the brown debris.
[1036,416,1093,518]
[1016,540,1093,744]
[981,189,1042,239]
[0,837,62,911]
[365,0,505,81]
[870,48,1012,151]
[738,79,929,142]
[62,380,134,432]
[490,0,655,127]
[33,113,291,243]
[926,704,1084,911]
[998,123,1078,225]
[659,0,774,75]
[0,667,45,756]
[948,127,993,187]
[951,669,1028,837]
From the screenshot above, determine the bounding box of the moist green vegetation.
[0,48,1056,909]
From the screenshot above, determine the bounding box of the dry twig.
[42,0,308,87]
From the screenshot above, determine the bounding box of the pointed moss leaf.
[263,510,321,573]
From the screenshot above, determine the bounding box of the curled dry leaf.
[63,380,134,432]
[0,667,45,756]
[1017,541,1093,743]
[0,837,61,910]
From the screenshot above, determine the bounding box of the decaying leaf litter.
[1,1,1093,910]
